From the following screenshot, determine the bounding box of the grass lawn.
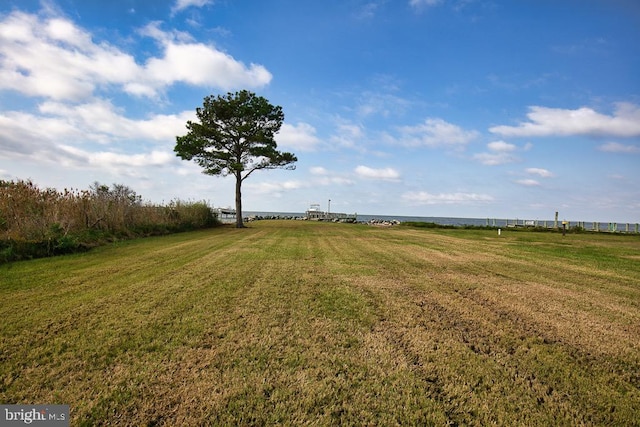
[1,221,639,425]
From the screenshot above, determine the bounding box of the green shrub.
[0,241,13,263]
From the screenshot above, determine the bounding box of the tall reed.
[0,180,219,262]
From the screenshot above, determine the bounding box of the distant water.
[243,211,538,227]
[242,211,637,232]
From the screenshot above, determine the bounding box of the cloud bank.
[490,104,640,138]
[394,118,478,148]
[0,11,271,102]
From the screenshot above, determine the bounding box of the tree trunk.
[235,173,244,228]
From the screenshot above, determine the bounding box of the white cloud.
[0,128,176,178]
[487,141,516,152]
[409,0,442,8]
[310,166,328,175]
[0,12,139,101]
[355,165,401,181]
[0,9,291,201]
[356,92,410,118]
[277,122,321,152]
[137,21,194,44]
[511,168,553,188]
[0,110,84,155]
[308,167,355,186]
[330,122,365,149]
[473,153,514,166]
[473,140,519,165]
[526,167,554,177]
[402,191,493,205]
[60,145,174,168]
[315,176,355,186]
[29,99,193,144]
[172,0,213,14]
[0,11,271,102]
[356,2,381,20]
[490,103,640,138]
[515,179,540,187]
[394,118,478,148]
[45,17,93,47]
[597,142,640,153]
[247,180,304,194]
[141,36,272,93]
[0,100,191,175]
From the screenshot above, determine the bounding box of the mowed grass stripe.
[330,226,640,425]
[1,221,638,425]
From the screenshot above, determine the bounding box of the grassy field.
[1,221,639,425]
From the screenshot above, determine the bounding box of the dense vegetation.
[0,180,219,262]
[1,221,638,425]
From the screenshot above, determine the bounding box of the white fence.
[486,218,639,233]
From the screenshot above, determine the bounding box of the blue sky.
[1,0,639,222]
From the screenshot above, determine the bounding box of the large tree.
[175,90,297,228]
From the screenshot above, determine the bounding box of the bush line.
[0,179,220,263]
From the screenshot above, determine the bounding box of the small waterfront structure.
[305,204,357,222]
[215,207,236,222]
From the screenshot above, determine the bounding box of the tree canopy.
[175,90,297,227]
